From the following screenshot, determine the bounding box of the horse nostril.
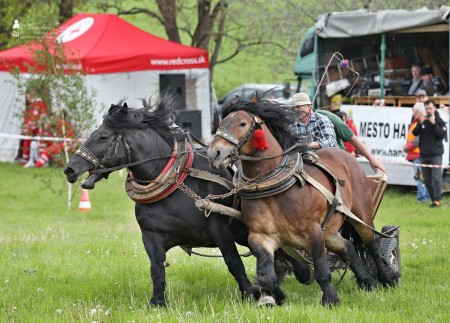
[63,166,74,175]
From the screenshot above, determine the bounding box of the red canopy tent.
[0,13,209,73]
[0,14,212,161]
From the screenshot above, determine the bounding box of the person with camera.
[412,100,448,208]
[403,102,430,203]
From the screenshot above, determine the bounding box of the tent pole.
[380,33,386,101]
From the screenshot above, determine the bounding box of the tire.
[380,225,401,272]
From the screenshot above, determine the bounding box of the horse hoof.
[321,292,340,307]
[257,295,276,307]
[149,299,167,307]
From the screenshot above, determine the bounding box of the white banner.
[340,105,449,169]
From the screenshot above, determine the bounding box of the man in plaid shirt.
[288,92,338,150]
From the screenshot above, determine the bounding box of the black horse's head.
[63,95,184,189]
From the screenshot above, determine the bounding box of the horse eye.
[239,122,247,127]
[99,136,109,141]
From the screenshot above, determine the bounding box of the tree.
[11,35,97,156]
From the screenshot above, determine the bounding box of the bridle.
[214,111,263,159]
[75,132,132,175]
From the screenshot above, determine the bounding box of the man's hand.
[369,158,387,174]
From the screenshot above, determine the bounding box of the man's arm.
[347,135,387,173]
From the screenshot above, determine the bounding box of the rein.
[214,111,304,162]
[76,131,197,174]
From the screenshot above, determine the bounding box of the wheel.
[380,225,401,272]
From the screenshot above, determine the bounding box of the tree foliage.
[94,0,448,80]
[10,36,97,142]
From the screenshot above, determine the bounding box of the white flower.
[104,310,111,316]
[12,307,17,312]
[56,309,62,314]
[37,288,44,292]
[91,308,97,315]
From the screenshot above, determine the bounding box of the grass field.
[0,162,449,322]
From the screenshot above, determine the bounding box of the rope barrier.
[356,156,449,169]
[0,132,81,142]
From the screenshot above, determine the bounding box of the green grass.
[0,162,449,322]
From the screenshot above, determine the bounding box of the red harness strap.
[127,143,194,204]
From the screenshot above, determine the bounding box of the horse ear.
[120,103,128,114]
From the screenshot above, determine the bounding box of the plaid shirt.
[418,77,446,95]
[289,112,339,149]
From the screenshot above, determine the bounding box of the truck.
[293,6,450,188]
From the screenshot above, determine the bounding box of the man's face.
[425,103,435,117]
[411,66,421,79]
[295,104,311,121]
[421,74,431,84]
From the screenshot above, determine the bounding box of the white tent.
[0,13,211,162]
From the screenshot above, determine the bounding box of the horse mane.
[103,94,184,146]
[221,92,307,150]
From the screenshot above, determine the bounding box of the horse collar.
[125,138,194,204]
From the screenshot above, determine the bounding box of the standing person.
[288,92,339,150]
[412,100,447,208]
[403,102,430,203]
[407,64,422,96]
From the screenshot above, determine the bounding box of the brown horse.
[207,97,400,306]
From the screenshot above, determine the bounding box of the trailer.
[293,6,450,187]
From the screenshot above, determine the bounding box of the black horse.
[63,96,311,307]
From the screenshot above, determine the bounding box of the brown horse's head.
[207,95,305,169]
[207,110,264,169]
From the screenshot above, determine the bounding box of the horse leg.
[248,233,285,305]
[141,231,168,307]
[309,226,340,306]
[209,222,253,301]
[351,223,401,287]
[325,231,377,291]
[273,249,313,285]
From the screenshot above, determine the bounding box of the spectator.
[372,99,381,106]
[412,100,447,208]
[288,92,339,150]
[23,114,53,168]
[415,89,428,103]
[18,90,49,165]
[403,102,430,203]
[35,110,76,168]
[407,64,422,96]
[418,67,446,96]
